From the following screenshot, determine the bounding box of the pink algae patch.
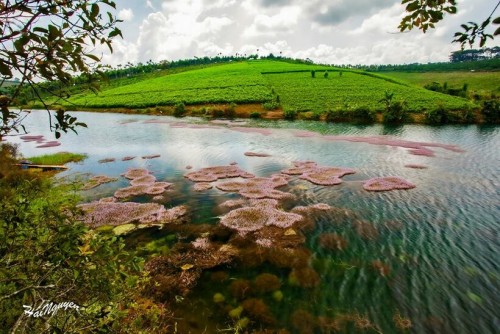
[220,200,303,235]
[404,164,428,169]
[363,177,416,192]
[185,165,255,182]
[244,151,271,157]
[77,201,187,227]
[300,167,355,186]
[193,183,213,191]
[122,168,150,180]
[36,141,60,148]
[122,156,136,161]
[282,161,355,186]
[82,175,118,190]
[230,127,273,136]
[216,174,293,200]
[408,148,434,157]
[115,168,172,198]
[21,135,44,142]
[130,174,156,186]
[292,131,317,138]
[98,158,115,163]
[321,135,463,157]
[142,154,160,159]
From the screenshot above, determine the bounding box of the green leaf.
[108,28,122,38]
[0,61,12,77]
[493,16,500,24]
[494,27,500,36]
[406,1,420,12]
[91,3,100,19]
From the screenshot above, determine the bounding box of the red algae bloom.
[244,151,271,157]
[404,164,428,169]
[193,183,213,191]
[216,175,293,200]
[363,176,416,192]
[122,168,150,180]
[36,141,60,148]
[82,175,118,190]
[300,167,355,185]
[142,154,161,159]
[185,165,254,182]
[121,156,135,161]
[77,201,187,227]
[282,161,354,186]
[130,174,156,186]
[220,201,303,235]
[98,158,115,163]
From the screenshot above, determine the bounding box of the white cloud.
[243,6,301,37]
[117,8,134,21]
[104,0,495,65]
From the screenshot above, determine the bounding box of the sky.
[98,0,500,67]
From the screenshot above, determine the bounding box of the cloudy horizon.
[99,0,499,67]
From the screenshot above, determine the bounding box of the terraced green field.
[262,70,471,113]
[382,71,500,97]
[66,60,474,113]
[69,62,273,108]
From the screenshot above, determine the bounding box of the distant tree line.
[449,46,500,62]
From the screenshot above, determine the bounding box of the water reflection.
[6,111,500,334]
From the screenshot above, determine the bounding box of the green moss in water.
[144,240,170,255]
[213,293,225,303]
[95,225,114,233]
[272,290,283,302]
[467,291,482,304]
[113,224,136,235]
[235,317,250,329]
[229,305,243,319]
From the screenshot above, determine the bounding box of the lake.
[8,111,500,333]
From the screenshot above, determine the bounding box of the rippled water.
[8,111,500,333]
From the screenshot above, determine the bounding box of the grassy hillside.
[62,60,473,115]
[382,71,500,98]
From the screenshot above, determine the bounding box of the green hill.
[63,60,474,115]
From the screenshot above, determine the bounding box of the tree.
[0,0,122,140]
[399,0,500,49]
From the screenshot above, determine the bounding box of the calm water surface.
[8,111,500,333]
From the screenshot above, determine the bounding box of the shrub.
[382,100,408,124]
[210,107,225,118]
[262,101,280,110]
[323,71,329,78]
[311,70,315,78]
[352,106,376,123]
[283,108,298,120]
[325,109,346,122]
[481,100,500,122]
[249,112,261,119]
[311,110,322,121]
[425,105,448,124]
[326,107,374,123]
[173,102,186,117]
[224,102,236,119]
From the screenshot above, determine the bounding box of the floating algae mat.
[10,111,500,333]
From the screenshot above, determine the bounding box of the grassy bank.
[28,152,87,165]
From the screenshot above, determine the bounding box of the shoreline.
[23,102,491,125]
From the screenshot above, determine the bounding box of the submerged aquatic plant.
[77,201,187,227]
[185,165,255,182]
[82,175,118,190]
[253,273,281,293]
[318,233,348,251]
[281,161,354,186]
[363,176,416,191]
